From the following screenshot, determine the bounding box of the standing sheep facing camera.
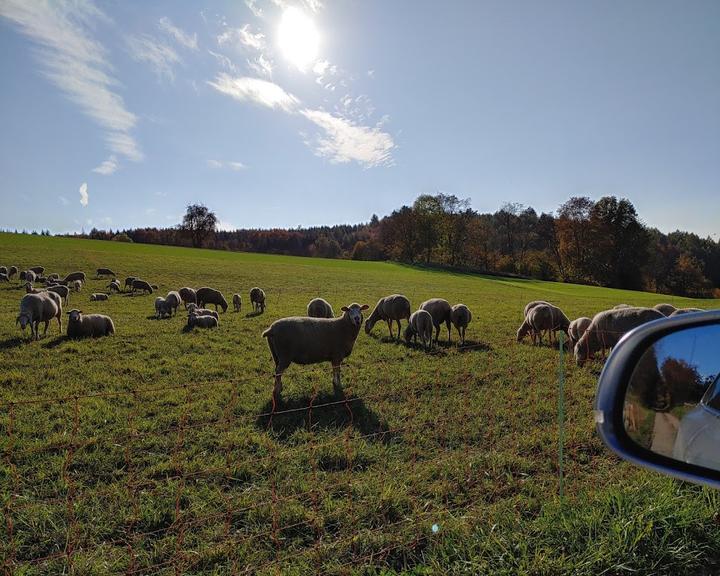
[90,293,109,301]
[404,309,434,351]
[179,287,197,308]
[364,294,411,341]
[450,304,472,345]
[16,293,62,340]
[420,298,452,343]
[263,302,369,403]
[307,297,334,318]
[67,309,115,338]
[196,287,228,313]
[233,293,242,313]
[165,291,182,315]
[250,287,266,313]
[70,280,83,292]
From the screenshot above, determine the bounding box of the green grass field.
[1,232,720,575]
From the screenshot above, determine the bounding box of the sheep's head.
[16,313,30,330]
[404,324,414,344]
[342,303,369,328]
[516,320,531,342]
[67,309,83,323]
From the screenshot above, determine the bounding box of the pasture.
[1,232,720,575]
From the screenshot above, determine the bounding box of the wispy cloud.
[92,155,118,175]
[79,182,89,207]
[158,17,197,50]
[207,159,247,171]
[208,74,298,112]
[0,0,142,162]
[247,54,273,77]
[245,0,263,18]
[208,49,238,72]
[126,34,180,81]
[300,109,395,168]
[218,24,265,51]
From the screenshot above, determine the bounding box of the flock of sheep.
[516,300,704,366]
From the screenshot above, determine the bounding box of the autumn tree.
[181,204,218,248]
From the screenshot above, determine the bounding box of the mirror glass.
[624,324,720,471]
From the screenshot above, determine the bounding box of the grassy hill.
[1,232,719,575]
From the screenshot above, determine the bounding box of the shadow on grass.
[0,337,28,350]
[42,336,68,349]
[245,310,264,318]
[456,339,492,353]
[256,387,391,441]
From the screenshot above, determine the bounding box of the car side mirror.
[594,309,720,488]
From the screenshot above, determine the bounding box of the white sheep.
[526,304,570,346]
[187,313,219,329]
[67,309,115,338]
[155,297,172,319]
[165,291,182,315]
[365,294,411,341]
[186,303,219,320]
[568,317,592,348]
[450,304,472,345]
[70,279,83,292]
[46,284,70,305]
[90,293,109,301]
[420,298,452,343]
[233,293,242,313]
[307,297,334,318]
[404,309,434,351]
[653,303,678,317]
[16,293,62,340]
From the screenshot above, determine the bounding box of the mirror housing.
[594,309,720,489]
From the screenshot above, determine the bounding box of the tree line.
[70,196,720,298]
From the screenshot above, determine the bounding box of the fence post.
[557,331,566,500]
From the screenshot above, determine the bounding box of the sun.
[277,7,319,71]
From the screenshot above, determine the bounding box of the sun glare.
[278,7,319,71]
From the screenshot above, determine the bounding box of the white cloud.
[208,49,237,72]
[218,24,265,51]
[0,0,142,163]
[92,155,118,175]
[227,161,246,171]
[158,17,197,50]
[207,159,223,169]
[208,74,298,112]
[207,159,247,171]
[245,0,263,18]
[79,182,89,207]
[126,34,180,81]
[58,195,69,206]
[300,109,395,168]
[247,54,273,77]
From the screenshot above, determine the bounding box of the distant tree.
[112,232,133,243]
[181,204,217,248]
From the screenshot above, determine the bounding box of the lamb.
[155,297,172,319]
[233,293,242,313]
[574,307,665,366]
[364,294,411,341]
[96,267,116,278]
[669,308,704,316]
[63,271,86,283]
[66,309,115,338]
[70,280,83,292]
[8,266,18,280]
[29,266,45,275]
[16,292,62,340]
[165,291,182,315]
[47,284,70,305]
[0,273,9,283]
[404,309,434,351]
[185,303,219,320]
[307,297,334,318]
[526,304,571,346]
[420,298,453,343]
[131,279,153,295]
[107,280,121,293]
[196,287,228,313]
[124,277,136,292]
[450,304,472,345]
[187,313,219,329]
[179,287,197,308]
[262,302,369,403]
[250,287,266,313]
[653,303,678,317]
[568,317,592,348]
[90,293,109,301]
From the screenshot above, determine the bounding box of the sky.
[1,0,718,237]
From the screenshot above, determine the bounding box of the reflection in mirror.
[624,324,720,471]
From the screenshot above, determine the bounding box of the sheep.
[96,267,116,278]
[16,293,62,340]
[8,266,18,280]
[250,287,266,313]
[70,279,83,292]
[67,309,115,338]
[574,307,665,366]
[404,309,434,351]
[186,303,219,320]
[179,287,197,308]
[29,266,45,275]
[0,266,6,275]
[107,280,121,293]
[90,293,109,301]
[420,298,453,343]
[34,276,47,284]
[46,273,60,281]
[131,279,153,295]
[307,297,334,318]
[450,304,472,345]
[196,287,228,313]
[187,313,219,329]
[516,318,534,343]
[233,293,242,313]
[653,303,678,317]
[47,284,70,305]
[612,304,632,310]
[364,294,411,341]
[524,300,550,318]
[155,297,172,319]
[263,302,369,403]
[124,277,136,292]
[24,282,42,294]
[63,271,86,283]
[526,304,571,346]
[568,317,592,348]
[21,270,36,283]
[669,308,704,316]
[165,291,182,315]
[0,273,9,283]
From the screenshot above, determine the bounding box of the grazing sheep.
[196,287,228,313]
[516,318,534,343]
[233,293,242,313]
[186,303,219,320]
[568,317,592,348]
[575,307,665,366]
[34,276,47,284]
[669,308,704,316]
[404,309,434,351]
[29,266,45,275]
[263,303,369,402]
[155,297,172,319]
[0,273,9,283]
[0,266,6,275]
[90,293,109,301]
[165,291,182,315]
[70,280,83,292]
[46,273,59,281]
[24,282,42,294]
[307,297,334,318]
[131,279,153,295]
[16,293,62,340]
[187,313,219,329]
[420,298,453,343]
[250,287,266,313]
[124,277,136,292]
[364,294,411,341]
[96,267,116,278]
[107,280,121,293]
[47,284,70,305]
[63,271,86,283]
[8,266,18,280]
[526,304,571,346]
[67,309,115,338]
[179,287,197,308]
[450,304,472,345]
[21,270,36,283]
[524,300,550,318]
[653,303,678,317]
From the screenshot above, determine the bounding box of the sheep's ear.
[341,306,349,312]
[360,304,369,310]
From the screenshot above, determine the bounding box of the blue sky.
[1,0,718,236]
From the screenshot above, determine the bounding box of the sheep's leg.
[447,320,451,343]
[56,315,62,334]
[332,364,342,391]
[396,320,402,341]
[272,373,283,405]
[386,319,393,339]
[435,325,440,343]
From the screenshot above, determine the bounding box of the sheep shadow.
[456,340,492,353]
[0,337,28,350]
[366,332,403,345]
[245,310,264,318]
[256,388,390,442]
[145,315,173,321]
[43,336,68,349]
